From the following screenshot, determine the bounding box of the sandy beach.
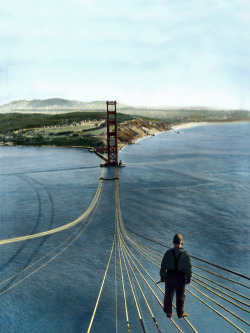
[171,122,208,131]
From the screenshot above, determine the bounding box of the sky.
[0,0,250,109]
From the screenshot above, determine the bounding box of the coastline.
[1,120,249,153]
[124,122,209,150]
[121,120,250,152]
[171,120,250,132]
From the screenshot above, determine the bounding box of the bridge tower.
[106,100,118,165]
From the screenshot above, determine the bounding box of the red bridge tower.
[106,100,118,165]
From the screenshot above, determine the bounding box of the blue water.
[0,122,249,332]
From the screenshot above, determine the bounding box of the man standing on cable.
[160,234,192,319]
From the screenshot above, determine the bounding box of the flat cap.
[173,234,183,244]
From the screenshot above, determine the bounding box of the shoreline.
[1,120,249,152]
[171,121,208,131]
[130,122,209,147]
[121,120,250,152]
[171,120,250,131]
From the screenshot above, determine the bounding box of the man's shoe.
[166,313,174,318]
[178,312,189,318]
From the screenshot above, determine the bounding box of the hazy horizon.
[1,1,250,110]
[1,97,250,111]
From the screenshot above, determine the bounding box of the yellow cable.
[118,230,146,333]
[122,233,250,313]
[87,237,115,333]
[0,169,104,245]
[193,272,250,301]
[189,284,250,327]
[188,287,246,333]
[0,199,100,297]
[118,218,130,333]
[120,231,196,332]
[120,238,162,333]
[193,277,250,307]
[0,207,94,287]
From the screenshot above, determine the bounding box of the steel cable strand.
[142,252,247,333]
[120,238,162,333]
[122,233,163,262]
[118,230,147,333]
[115,181,131,333]
[119,232,195,333]
[188,285,248,332]
[123,232,247,333]
[0,195,102,297]
[121,242,187,333]
[118,223,167,333]
[122,234,162,270]
[118,222,163,266]
[151,261,250,330]
[125,237,161,270]
[116,182,247,331]
[5,176,56,286]
[118,216,166,266]
[116,214,196,333]
[118,217,131,333]
[87,235,115,333]
[192,276,250,307]
[121,229,164,257]
[118,217,197,329]
[0,174,46,272]
[0,197,100,289]
[192,272,250,301]
[117,212,162,333]
[116,177,151,332]
[0,174,104,245]
[115,218,118,333]
[192,265,250,290]
[126,228,250,283]
[124,229,250,291]
[121,227,250,310]
[121,225,164,257]
[115,181,162,332]
[191,279,250,314]
[122,234,162,267]
[115,174,195,332]
[117,241,250,310]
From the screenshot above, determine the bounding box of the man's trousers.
[164,273,186,316]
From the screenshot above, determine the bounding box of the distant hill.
[0,98,250,117]
[0,98,130,113]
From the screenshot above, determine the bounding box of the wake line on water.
[0,165,100,176]
[0,171,104,245]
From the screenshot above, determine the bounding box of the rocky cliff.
[117,119,172,151]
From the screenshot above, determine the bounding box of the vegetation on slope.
[0,108,249,149]
[0,112,135,147]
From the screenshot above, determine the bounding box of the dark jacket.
[160,247,192,280]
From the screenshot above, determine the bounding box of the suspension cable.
[126,228,250,281]
[0,171,104,245]
[87,237,115,333]
[189,284,249,330]
[122,235,250,309]
[125,231,250,319]
[192,272,250,301]
[123,225,249,331]
[118,232,147,333]
[116,208,130,332]
[192,276,250,307]
[121,240,162,333]
[121,233,196,332]
[0,197,101,297]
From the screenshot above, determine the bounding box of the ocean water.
[0,122,249,332]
